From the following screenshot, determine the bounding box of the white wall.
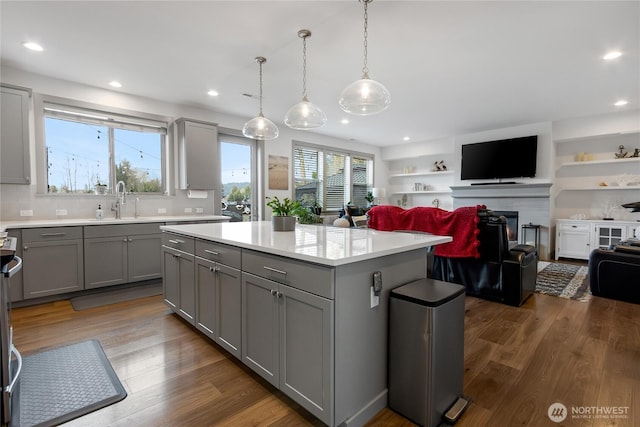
[0,66,383,221]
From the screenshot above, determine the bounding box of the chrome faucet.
[112,181,126,219]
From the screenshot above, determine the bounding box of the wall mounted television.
[461,135,538,183]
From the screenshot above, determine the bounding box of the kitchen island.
[160,221,452,427]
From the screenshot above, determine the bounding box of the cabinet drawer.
[85,222,163,238]
[195,240,241,268]
[162,233,195,254]
[557,222,589,232]
[242,250,333,299]
[22,226,83,242]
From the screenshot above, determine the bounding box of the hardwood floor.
[11,291,639,426]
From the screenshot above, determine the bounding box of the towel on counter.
[367,205,484,258]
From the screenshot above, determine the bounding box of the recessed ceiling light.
[341,118,350,124]
[614,100,628,107]
[109,81,122,88]
[403,136,410,141]
[207,90,219,97]
[23,42,43,52]
[603,51,622,60]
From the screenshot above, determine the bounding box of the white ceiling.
[1,1,638,147]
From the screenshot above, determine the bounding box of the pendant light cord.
[258,60,264,115]
[302,35,308,101]
[362,0,370,78]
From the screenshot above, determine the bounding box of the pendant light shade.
[339,0,390,116]
[243,57,279,140]
[285,29,326,130]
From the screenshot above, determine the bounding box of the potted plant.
[94,181,108,195]
[266,196,301,231]
[365,191,374,207]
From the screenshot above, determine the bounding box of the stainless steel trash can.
[388,278,465,427]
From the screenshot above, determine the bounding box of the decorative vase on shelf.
[272,216,296,231]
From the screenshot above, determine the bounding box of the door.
[128,234,162,282]
[241,273,279,387]
[279,283,333,424]
[216,263,241,358]
[84,236,127,289]
[195,258,216,340]
[162,247,180,309]
[220,134,257,221]
[23,240,84,298]
[593,225,626,250]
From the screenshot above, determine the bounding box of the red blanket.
[367,205,484,258]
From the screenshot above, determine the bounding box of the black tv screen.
[461,135,537,181]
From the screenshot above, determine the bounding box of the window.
[293,142,373,211]
[43,102,166,194]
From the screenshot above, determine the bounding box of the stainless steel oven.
[1,236,22,426]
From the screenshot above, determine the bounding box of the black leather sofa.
[589,240,640,304]
[431,209,538,306]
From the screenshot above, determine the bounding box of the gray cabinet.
[241,271,333,424]
[162,234,195,324]
[0,85,31,185]
[84,223,162,289]
[176,118,218,190]
[22,227,84,298]
[195,258,241,357]
[195,239,242,357]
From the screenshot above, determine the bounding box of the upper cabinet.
[176,118,218,190]
[1,84,31,184]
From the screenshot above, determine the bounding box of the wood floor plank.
[10,291,639,427]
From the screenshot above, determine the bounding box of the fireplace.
[492,210,518,242]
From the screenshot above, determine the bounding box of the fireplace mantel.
[450,183,553,259]
[451,183,552,199]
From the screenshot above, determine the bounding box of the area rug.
[536,261,591,302]
[71,281,162,311]
[12,340,127,427]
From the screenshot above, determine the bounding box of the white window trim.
[292,140,375,213]
[34,94,171,195]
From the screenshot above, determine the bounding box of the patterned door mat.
[536,261,591,302]
[11,340,126,427]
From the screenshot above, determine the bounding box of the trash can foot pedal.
[443,397,470,424]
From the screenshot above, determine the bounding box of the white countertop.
[161,221,452,267]
[0,215,229,231]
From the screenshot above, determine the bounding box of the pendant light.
[339,0,390,116]
[243,57,279,140]
[285,29,327,130]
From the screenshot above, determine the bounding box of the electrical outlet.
[158,208,167,214]
[184,207,193,213]
[56,209,68,216]
[195,207,204,214]
[20,209,34,217]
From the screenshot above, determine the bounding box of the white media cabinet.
[555,219,639,260]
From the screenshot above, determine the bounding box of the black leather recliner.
[431,210,537,306]
[589,242,640,304]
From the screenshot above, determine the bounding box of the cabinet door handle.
[168,239,184,244]
[277,292,283,298]
[40,232,66,237]
[209,266,215,272]
[270,289,277,296]
[204,249,219,256]
[173,253,181,258]
[263,266,287,275]
[23,245,28,251]
[571,225,577,228]
[123,238,128,242]
[128,238,133,243]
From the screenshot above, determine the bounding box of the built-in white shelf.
[389,170,454,178]
[560,157,640,167]
[560,185,640,191]
[389,190,452,195]
[554,130,640,144]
